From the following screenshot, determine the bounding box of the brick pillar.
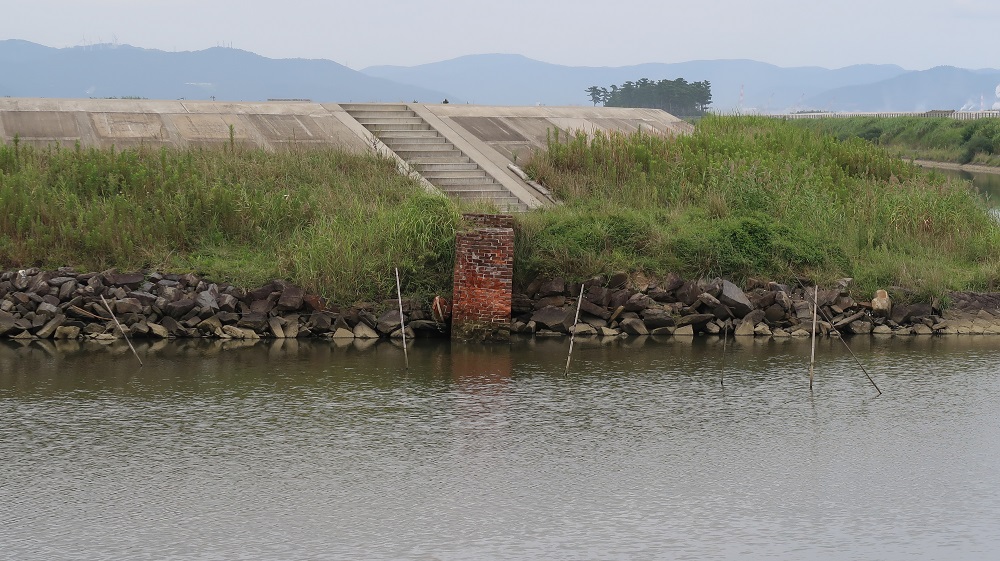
[451,214,514,342]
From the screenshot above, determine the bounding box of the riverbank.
[912,159,1000,175]
[5,267,1000,343]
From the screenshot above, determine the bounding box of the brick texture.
[452,214,514,342]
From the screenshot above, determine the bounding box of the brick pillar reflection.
[451,214,514,342]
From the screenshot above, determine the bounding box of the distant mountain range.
[3,40,1000,113]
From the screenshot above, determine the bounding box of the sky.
[2,0,998,70]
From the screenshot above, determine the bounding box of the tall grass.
[0,143,460,303]
[522,115,1000,297]
[787,116,1000,165]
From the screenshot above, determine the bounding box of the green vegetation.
[786,116,1000,166]
[521,116,1000,299]
[2,116,998,304]
[0,142,460,304]
[586,78,712,116]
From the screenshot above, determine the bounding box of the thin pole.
[795,279,881,396]
[809,286,818,391]
[100,295,143,367]
[720,321,727,388]
[395,268,409,370]
[565,284,585,375]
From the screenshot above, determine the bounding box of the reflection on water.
[927,166,1000,207]
[2,337,1000,560]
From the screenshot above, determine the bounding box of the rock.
[585,286,612,307]
[277,285,304,311]
[115,298,143,315]
[376,310,402,334]
[578,298,610,319]
[237,312,268,331]
[309,312,334,333]
[871,289,891,317]
[532,306,571,332]
[790,328,811,337]
[912,323,934,335]
[164,298,196,318]
[608,289,631,309]
[104,272,145,288]
[620,317,649,335]
[607,272,629,289]
[754,323,772,337]
[197,316,223,335]
[268,317,286,338]
[719,280,753,318]
[649,326,674,336]
[534,295,567,309]
[537,278,566,297]
[58,280,78,300]
[0,310,17,336]
[54,325,81,339]
[249,292,280,314]
[734,320,756,337]
[331,327,355,339]
[873,325,893,335]
[147,322,170,338]
[772,328,790,337]
[36,314,66,338]
[764,304,787,324]
[303,293,326,312]
[675,313,715,329]
[36,302,60,317]
[353,322,380,339]
[640,308,675,329]
[848,320,873,335]
[570,323,596,336]
[674,325,695,336]
[599,326,621,337]
[196,290,219,311]
[624,293,654,312]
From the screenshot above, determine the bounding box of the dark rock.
[302,294,326,312]
[849,320,873,335]
[764,304,787,324]
[218,294,238,313]
[127,291,157,306]
[217,312,240,324]
[640,308,675,329]
[197,316,223,335]
[376,310,402,334]
[309,312,334,332]
[608,289,631,309]
[277,285,305,311]
[164,298,196,319]
[115,298,143,315]
[624,293,654,312]
[719,280,754,318]
[675,281,702,306]
[0,310,17,336]
[620,317,649,335]
[512,293,534,315]
[104,272,145,288]
[743,309,766,327]
[662,272,685,293]
[196,290,219,311]
[535,295,567,309]
[249,292,280,315]
[537,278,566,297]
[237,312,268,331]
[532,306,571,332]
[675,313,715,329]
[891,303,933,325]
[608,272,629,289]
[36,302,60,317]
[585,286,612,307]
[578,298,610,320]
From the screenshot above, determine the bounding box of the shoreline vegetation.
[785,116,1000,168]
[3,116,1000,322]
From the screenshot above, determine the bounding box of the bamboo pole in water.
[395,268,409,370]
[565,284,585,375]
[100,295,143,367]
[809,286,818,390]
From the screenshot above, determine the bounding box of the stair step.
[414,162,479,171]
[356,117,426,126]
[340,103,410,112]
[348,110,416,119]
[428,176,498,186]
[379,135,449,145]
[407,156,473,165]
[420,170,488,180]
[436,183,506,192]
[375,129,441,138]
[395,148,465,159]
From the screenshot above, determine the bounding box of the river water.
[2,336,999,560]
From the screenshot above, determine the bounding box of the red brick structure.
[451,214,514,342]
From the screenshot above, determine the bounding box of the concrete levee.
[0,98,692,209]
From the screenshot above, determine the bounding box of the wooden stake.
[795,279,881,396]
[720,321,727,388]
[395,268,409,370]
[100,295,143,367]
[564,284,585,375]
[809,285,818,390]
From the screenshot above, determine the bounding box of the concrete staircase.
[341,103,528,212]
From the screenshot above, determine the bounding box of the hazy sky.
[3,0,998,70]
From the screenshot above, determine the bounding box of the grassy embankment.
[785,116,1000,166]
[2,115,999,305]
[0,141,460,304]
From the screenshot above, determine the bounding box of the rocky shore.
[4,268,1000,343]
[0,268,444,342]
[514,273,1000,338]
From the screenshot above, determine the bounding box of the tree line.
[586,78,712,116]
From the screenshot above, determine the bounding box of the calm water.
[928,166,1000,208]
[2,336,1000,560]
